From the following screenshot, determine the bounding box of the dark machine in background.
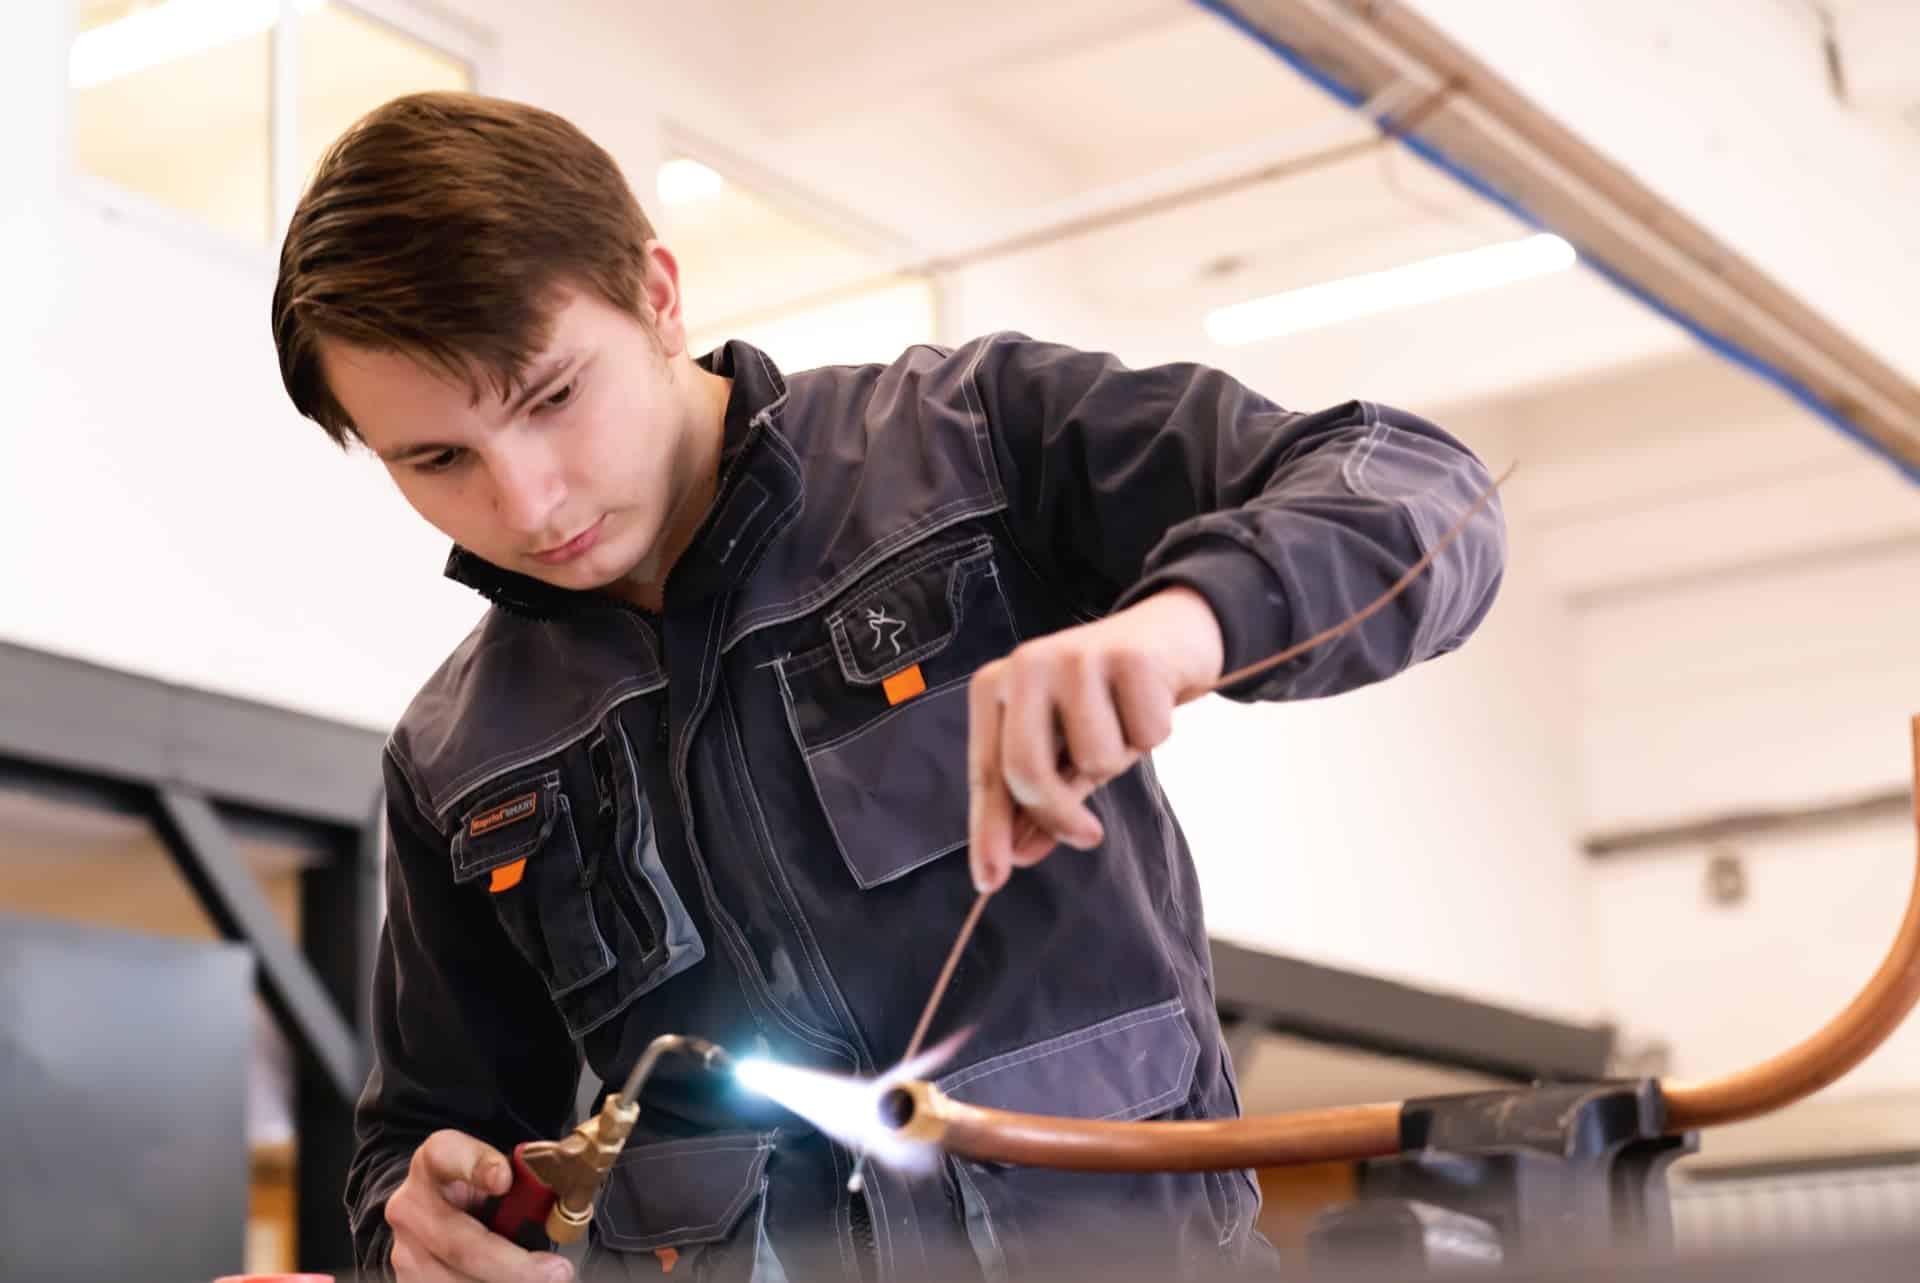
[0,913,252,1283]
[0,642,382,1273]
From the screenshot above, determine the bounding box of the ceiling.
[633,0,1917,605]
[70,0,1919,432]
[641,0,1686,397]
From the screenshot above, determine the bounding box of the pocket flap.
[449,771,562,881]
[595,1132,775,1252]
[826,537,992,684]
[935,998,1199,1122]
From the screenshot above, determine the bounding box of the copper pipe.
[878,717,1919,1168]
[883,1081,1401,1171]
[1662,714,1920,1129]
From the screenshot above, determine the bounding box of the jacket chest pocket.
[449,752,704,1038]
[773,536,1020,889]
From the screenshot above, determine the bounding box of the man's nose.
[489,445,564,539]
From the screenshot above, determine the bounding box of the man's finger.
[389,1238,456,1283]
[416,1130,511,1197]
[1110,650,1177,753]
[415,1191,565,1283]
[1001,661,1099,847]
[1055,652,1132,784]
[968,666,1015,892]
[430,1206,560,1283]
[1009,773,1101,868]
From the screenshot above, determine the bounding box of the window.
[68,0,480,247]
[662,149,941,372]
[294,3,470,195]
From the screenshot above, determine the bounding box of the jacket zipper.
[849,1185,879,1283]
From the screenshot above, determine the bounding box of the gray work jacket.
[347,334,1507,1281]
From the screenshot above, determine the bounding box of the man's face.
[321,268,697,595]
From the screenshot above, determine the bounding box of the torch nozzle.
[878,1086,915,1131]
[618,1034,736,1108]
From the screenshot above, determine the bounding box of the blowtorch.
[486,1034,733,1249]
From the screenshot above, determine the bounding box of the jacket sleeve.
[960,332,1507,699]
[344,750,580,1276]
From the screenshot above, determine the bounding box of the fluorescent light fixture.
[71,0,326,89]
[657,157,725,208]
[1203,233,1577,346]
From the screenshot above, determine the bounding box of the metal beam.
[295,797,385,1272]
[0,641,385,828]
[149,786,365,1106]
[1585,788,1911,858]
[1210,940,1613,1083]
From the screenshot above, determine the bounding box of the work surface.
[263,1235,1920,1283]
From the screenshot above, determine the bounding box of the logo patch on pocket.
[864,605,908,656]
[469,791,538,837]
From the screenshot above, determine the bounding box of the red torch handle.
[484,1142,557,1250]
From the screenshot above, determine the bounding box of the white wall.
[1155,537,1597,1021]
[1576,541,1920,1123]
[1578,545,1920,834]
[1591,813,1918,1091]
[1516,348,1920,1138]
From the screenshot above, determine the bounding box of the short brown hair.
[272,91,657,445]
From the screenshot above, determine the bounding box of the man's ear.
[640,240,688,358]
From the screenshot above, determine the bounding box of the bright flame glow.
[71,0,327,89]
[734,1030,970,1176]
[657,157,725,208]
[1203,233,1577,346]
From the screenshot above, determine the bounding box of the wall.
[1155,537,1595,1018]
[1579,540,1920,1120]
[1591,813,1918,1091]
[1511,347,1920,1138]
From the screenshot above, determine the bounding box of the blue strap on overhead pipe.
[1193,0,1920,485]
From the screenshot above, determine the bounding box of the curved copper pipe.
[885,1081,1401,1171]
[882,716,1920,1168]
[1661,714,1920,1129]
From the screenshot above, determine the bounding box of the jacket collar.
[444,340,795,621]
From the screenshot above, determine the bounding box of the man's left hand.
[966,587,1223,893]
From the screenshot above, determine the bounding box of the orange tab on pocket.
[488,857,528,893]
[882,663,926,705]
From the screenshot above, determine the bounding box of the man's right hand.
[385,1129,575,1283]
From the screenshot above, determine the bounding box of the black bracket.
[1308,1080,1698,1270]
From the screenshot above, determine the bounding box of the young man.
[273,92,1505,1283]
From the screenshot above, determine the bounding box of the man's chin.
[518,543,644,594]
[524,560,620,591]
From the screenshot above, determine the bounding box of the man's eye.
[414,448,465,474]
[539,381,576,412]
